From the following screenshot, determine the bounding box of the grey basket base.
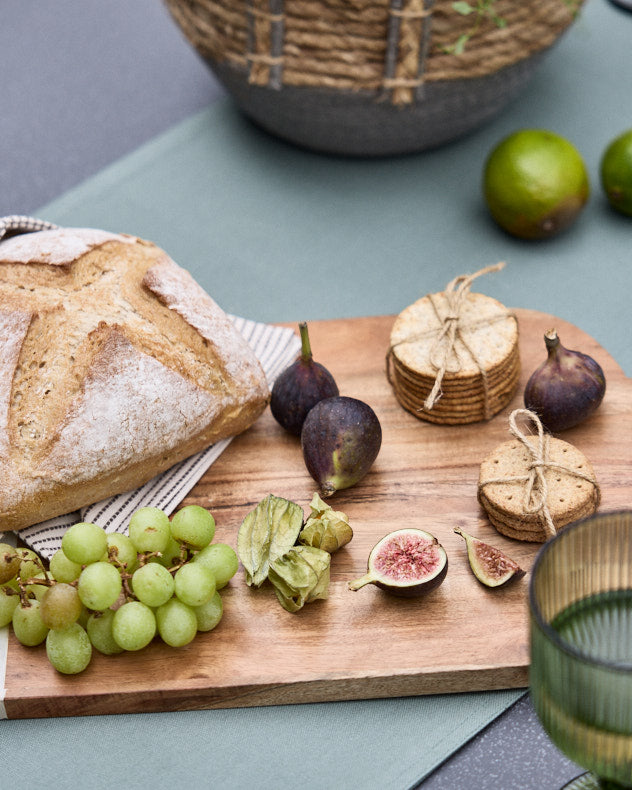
[207,53,546,156]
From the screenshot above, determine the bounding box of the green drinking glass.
[529,511,632,789]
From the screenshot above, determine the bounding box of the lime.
[483,129,590,239]
[600,128,632,217]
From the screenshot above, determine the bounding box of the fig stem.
[298,322,313,363]
[544,328,560,354]
[348,573,375,591]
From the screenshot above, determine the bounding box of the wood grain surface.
[5,310,631,719]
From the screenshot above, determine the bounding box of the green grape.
[12,600,49,646]
[40,583,83,630]
[0,585,20,627]
[0,543,21,584]
[18,548,42,580]
[105,533,138,572]
[128,507,171,553]
[151,535,183,569]
[194,591,223,632]
[61,522,108,565]
[156,598,197,647]
[112,601,156,651]
[174,562,215,607]
[77,605,90,629]
[77,562,122,611]
[193,543,239,589]
[86,610,124,655]
[170,505,215,549]
[49,549,82,583]
[46,623,92,674]
[131,563,175,608]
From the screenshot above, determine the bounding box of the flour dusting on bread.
[0,227,133,266]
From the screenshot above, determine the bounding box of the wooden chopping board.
[4,310,632,719]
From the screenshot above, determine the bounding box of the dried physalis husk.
[298,493,353,553]
[237,494,304,587]
[268,545,331,613]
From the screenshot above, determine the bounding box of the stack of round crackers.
[388,279,519,425]
[478,411,601,542]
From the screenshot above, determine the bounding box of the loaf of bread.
[0,227,270,531]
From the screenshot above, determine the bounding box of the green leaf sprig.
[443,0,507,55]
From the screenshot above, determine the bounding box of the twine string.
[478,409,600,539]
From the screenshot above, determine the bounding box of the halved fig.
[348,528,447,597]
[454,526,525,588]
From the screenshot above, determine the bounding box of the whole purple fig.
[270,322,339,435]
[524,329,606,432]
[301,396,382,497]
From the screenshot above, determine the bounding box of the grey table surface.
[2,1,627,787]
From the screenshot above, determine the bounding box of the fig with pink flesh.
[301,396,382,497]
[270,322,339,435]
[454,526,524,588]
[348,528,448,597]
[523,328,605,432]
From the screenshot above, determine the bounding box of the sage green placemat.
[2,1,629,787]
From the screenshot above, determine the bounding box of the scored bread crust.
[0,228,270,531]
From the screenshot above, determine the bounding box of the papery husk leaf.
[298,493,353,553]
[268,545,331,612]
[237,494,304,587]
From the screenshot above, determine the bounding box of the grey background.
[2,1,627,787]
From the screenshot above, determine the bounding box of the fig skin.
[270,322,339,436]
[301,396,382,497]
[523,328,606,432]
[454,526,524,588]
[348,528,448,597]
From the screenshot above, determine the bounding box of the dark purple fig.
[348,528,447,597]
[270,322,339,435]
[454,527,525,588]
[524,328,606,432]
[301,396,382,497]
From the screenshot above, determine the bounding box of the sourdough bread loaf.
[0,227,270,531]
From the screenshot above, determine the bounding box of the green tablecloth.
[2,1,630,787]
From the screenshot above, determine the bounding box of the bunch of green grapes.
[0,505,239,674]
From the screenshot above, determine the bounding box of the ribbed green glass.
[529,511,632,789]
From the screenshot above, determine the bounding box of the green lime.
[600,128,632,217]
[483,129,590,240]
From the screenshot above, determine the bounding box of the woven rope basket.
[165,0,584,155]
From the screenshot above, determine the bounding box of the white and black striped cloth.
[0,214,58,241]
[1,217,301,559]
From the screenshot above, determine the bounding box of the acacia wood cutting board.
[4,310,632,719]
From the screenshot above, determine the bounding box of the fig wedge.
[454,526,525,587]
[348,528,447,597]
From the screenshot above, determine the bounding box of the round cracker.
[390,291,518,380]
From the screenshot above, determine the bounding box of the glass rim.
[528,509,632,673]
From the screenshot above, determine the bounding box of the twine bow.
[386,261,511,416]
[424,262,507,411]
[479,409,600,539]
